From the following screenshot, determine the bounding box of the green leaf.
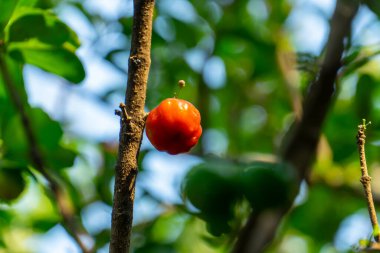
[0,56,27,134]
[288,184,363,245]
[2,114,29,165]
[29,108,77,170]
[355,74,377,119]
[94,229,111,249]
[6,8,80,47]
[4,8,84,83]
[7,41,85,83]
[0,168,26,202]
[135,243,177,253]
[183,159,242,214]
[343,57,370,77]
[32,217,60,232]
[373,224,380,239]
[0,0,18,32]
[15,0,38,8]
[150,212,187,244]
[0,209,13,226]
[45,146,77,170]
[3,107,77,170]
[363,0,380,18]
[239,162,296,211]
[182,158,243,236]
[30,107,63,149]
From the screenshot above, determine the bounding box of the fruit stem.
[174,80,186,98]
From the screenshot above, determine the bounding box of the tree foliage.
[1,0,380,252]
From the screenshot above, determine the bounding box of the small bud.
[178,80,186,88]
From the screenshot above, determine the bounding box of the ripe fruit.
[145,98,202,155]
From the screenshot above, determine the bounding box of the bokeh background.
[2,0,380,252]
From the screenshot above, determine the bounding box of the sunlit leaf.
[15,0,38,8]
[7,41,85,83]
[4,8,84,83]
[0,0,18,32]
[6,8,80,47]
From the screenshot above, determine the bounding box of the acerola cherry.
[145,98,202,155]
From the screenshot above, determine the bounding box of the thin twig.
[357,120,380,242]
[0,55,93,253]
[233,1,359,252]
[109,0,155,252]
[119,103,131,121]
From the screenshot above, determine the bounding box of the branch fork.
[115,103,132,122]
[115,103,149,122]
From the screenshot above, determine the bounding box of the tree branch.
[357,120,380,242]
[233,1,359,252]
[109,1,155,252]
[0,56,93,253]
[281,0,359,177]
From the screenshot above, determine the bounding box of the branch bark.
[0,55,92,253]
[109,1,155,252]
[357,121,380,242]
[233,0,359,252]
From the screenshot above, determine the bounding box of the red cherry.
[145,98,202,155]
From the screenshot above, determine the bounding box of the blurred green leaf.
[0,238,5,248]
[343,57,370,77]
[182,158,242,236]
[0,0,18,32]
[7,41,85,83]
[32,217,60,232]
[2,114,29,165]
[150,212,187,244]
[4,8,84,83]
[324,103,360,162]
[94,229,111,249]
[363,0,380,18]
[355,74,377,119]
[30,108,77,170]
[215,34,278,79]
[342,47,361,65]
[30,107,63,149]
[3,107,77,170]
[15,0,39,8]
[288,184,363,245]
[183,158,242,213]
[239,162,296,211]
[135,243,177,253]
[171,19,206,48]
[183,159,297,236]
[6,9,80,47]
[0,209,13,226]
[0,56,28,123]
[45,146,77,170]
[95,143,118,205]
[0,168,26,202]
